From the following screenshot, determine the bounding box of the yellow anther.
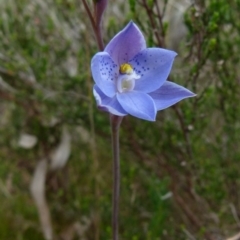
[119,63,133,75]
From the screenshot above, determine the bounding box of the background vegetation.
[0,0,240,239]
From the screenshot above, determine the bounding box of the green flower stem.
[110,114,123,240]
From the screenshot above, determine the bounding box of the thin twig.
[172,105,193,161]
[82,0,96,33]
[141,0,164,47]
[82,0,104,51]
[154,1,166,47]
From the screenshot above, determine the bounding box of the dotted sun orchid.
[91,21,195,121]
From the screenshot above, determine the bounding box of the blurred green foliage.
[0,0,240,239]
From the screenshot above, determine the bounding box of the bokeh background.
[0,0,240,239]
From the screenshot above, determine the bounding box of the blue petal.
[116,91,156,121]
[91,52,118,97]
[129,48,177,93]
[93,85,127,116]
[149,81,196,110]
[105,21,146,65]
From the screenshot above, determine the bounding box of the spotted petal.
[130,48,177,93]
[116,91,156,121]
[149,81,196,110]
[91,52,118,97]
[93,85,127,116]
[105,21,146,65]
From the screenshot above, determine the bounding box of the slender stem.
[82,0,104,51]
[110,114,123,240]
[141,0,163,47]
[82,0,96,32]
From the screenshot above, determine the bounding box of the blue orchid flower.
[91,21,195,121]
